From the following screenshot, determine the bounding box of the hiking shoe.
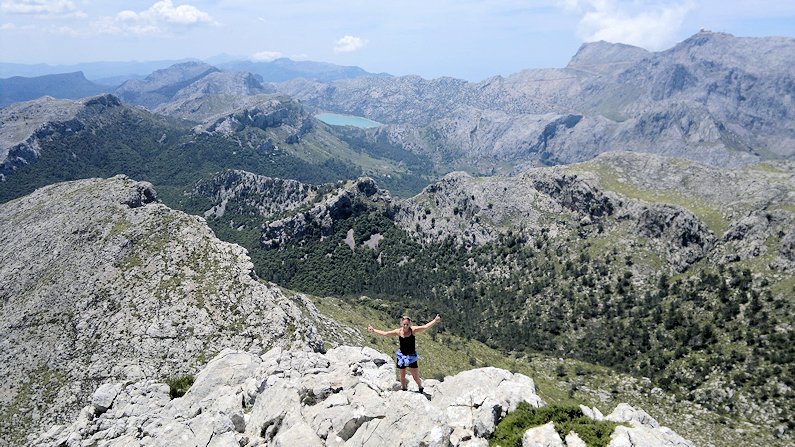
[418,387,424,394]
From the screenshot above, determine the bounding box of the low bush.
[490,403,618,447]
[167,374,195,399]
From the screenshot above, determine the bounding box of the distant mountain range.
[280,31,795,170]
[2,30,794,204]
[0,71,109,107]
[0,57,384,92]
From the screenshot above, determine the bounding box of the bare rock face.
[36,347,694,447]
[196,169,317,222]
[604,403,694,447]
[261,177,390,249]
[0,176,323,444]
[35,346,545,447]
[620,202,715,271]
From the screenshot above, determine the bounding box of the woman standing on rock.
[368,314,441,393]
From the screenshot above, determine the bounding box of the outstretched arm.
[413,314,441,334]
[367,324,399,337]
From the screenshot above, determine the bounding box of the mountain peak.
[567,40,651,75]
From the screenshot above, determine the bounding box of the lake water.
[315,112,382,129]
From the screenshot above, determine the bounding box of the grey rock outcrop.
[515,403,694,447]
[35,346,546,446]
[38,347,696,446]
[620,202,715,271]
[261,177,390,249]
[196,169,317,222]
[196,94,311,145]
[0,176,323,444]
[522,422,564,447]
[604,403,693,446]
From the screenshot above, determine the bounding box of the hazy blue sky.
[1,0,794,81]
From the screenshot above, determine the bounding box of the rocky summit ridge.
[35,346,692,447]
[0,176,323,444]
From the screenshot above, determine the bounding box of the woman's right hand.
[367,324,374,333]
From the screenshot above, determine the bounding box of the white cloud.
[251,50,282,61]
[1,0,85,17]
[333,35,367,53]
[559,0,694,50]
[116,1,216,25]
[91,1,217,36]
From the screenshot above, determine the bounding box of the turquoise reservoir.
[315,112,382,129]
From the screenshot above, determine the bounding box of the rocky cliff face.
[0,176,323,444]
[34,347,691,447]
[197,169,318,222]
[260,177,389,249]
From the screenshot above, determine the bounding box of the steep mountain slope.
[152,71,275,122]
[280,31,795,170]
[114,61,220,109]
[0,176,324,445]
[185,152,794,445]
[0,71,108,107]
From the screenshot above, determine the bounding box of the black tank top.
[399,331,416,355]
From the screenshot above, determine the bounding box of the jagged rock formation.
[34,346,691,447]
[261,177,389,249]
[196,95,311,141]
[197,169,318,222]
[0,176,323,445]
[280,31,795,170]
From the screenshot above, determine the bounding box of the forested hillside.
[185,154,794,444]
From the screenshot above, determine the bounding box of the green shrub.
[167,374,195,399]
[490,403,618,447]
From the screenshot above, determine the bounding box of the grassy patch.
[749,162,786,174]
[166,374,195,399]
[0,368,67,445]
[570,164,728,235]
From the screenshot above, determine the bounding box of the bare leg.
[399,368,408,390]
[409,368,422,390]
